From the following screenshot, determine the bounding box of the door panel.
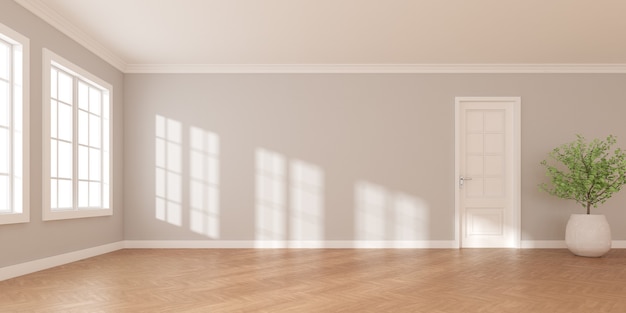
[466,208,504,236]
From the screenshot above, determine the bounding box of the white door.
[455,97,521,248]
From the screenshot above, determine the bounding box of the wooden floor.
[2,249,626,312]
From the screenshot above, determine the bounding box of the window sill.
[43,208,112,221]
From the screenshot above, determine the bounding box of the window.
[0,23,29,225]
[42,49,111,220]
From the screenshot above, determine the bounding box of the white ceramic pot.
[565,214,611,257]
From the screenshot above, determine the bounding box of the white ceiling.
[15,0,626,73]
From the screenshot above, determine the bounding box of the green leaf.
[539,135,626,214]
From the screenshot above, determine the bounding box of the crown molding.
[125,63,626,74]
[14,0,127,72]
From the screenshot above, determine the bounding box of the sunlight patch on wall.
[189,126,220,239]
[155,115,182,227]
[255,148,286,240]
[355,182,387,240]
[255,148,326,243]
[290,160,324,240]
[355,181,429,240]
[393,193,429,240]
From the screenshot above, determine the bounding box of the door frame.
[454,97,521,248]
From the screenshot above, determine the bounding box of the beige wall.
[123,73,626,242]
[0,2,124,267]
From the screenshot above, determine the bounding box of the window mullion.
[7,41,13,213]
[83,82,89,209]
[86,82,91,208]
[72,76,78,210]
[100,91,104,206]
[51,67,56,210]
[54,69,59,210]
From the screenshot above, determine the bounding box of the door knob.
[459,176,472,188]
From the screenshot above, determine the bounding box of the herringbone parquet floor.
[1,249,626,312]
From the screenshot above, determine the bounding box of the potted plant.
[540,135,626,257]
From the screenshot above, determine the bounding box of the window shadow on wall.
[154,115,221,238]
[155,115,183,227]
[189,126,220,239]
[354,181,430,244]
[290,159,324,241]
[255,148,324,247]
[255,148,286,241]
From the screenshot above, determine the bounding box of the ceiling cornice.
[14,0,626,75]
[15,0,128,72]
[125,63,626,74]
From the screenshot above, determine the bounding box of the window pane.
[89,87,101,115]
[78,82,88,110]
[13,84,22,131]
[50,179,57,209]
[0,42,8,80]
[57,71,73,104]
[78,110,88,145]
[78,145,88,180]
[58,103,72,142]
[58,141,72,179]
[13,176,21,213]
[0,175,8,212]
[103,121,109,151]
[50,68,57,99]
[103,183,109,209]
[89,114,101,148]
[89,182,101,207]
[13,130,21,176]
[0,128,7,174]
[50,139,57,177]
[50,100,57,138]
[78,181,88,207]
[103,152,109,185]
[0,81,7,127]
[58,179,72,209]
[103,93,109,119]
[89,147,101,181]
[12,45,22,84]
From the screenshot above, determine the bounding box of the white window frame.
[0,23,30,225]
[42,49,112,221]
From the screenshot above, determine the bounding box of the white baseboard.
[124,240,254,249]
[521,240,567,248]
[610,241,626,248]
[0,241,124,281]
[123,240,458,249]
[521,240,626,249]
